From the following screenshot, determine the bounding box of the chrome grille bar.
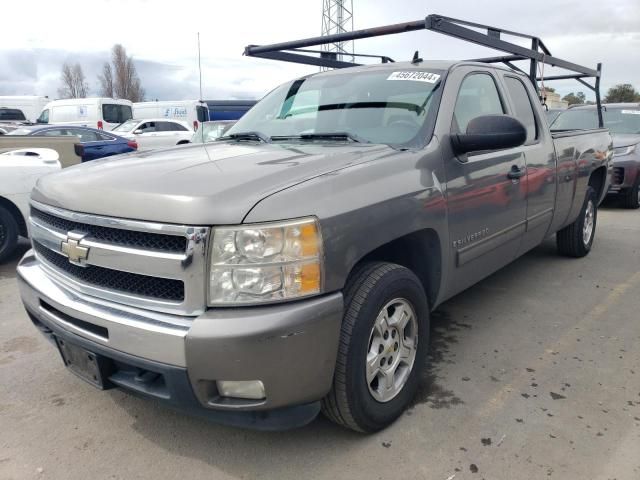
[29,201,209,316]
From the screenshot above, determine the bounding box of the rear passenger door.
[499,74,557,254]
[444,69,528,293]
[155,121,189,147]
[67,128,106,161]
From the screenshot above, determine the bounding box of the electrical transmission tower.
[320,0,354,70]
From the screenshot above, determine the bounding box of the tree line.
[58,44,144,102]
[553,84,640,106]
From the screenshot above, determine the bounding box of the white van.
[0,96,50,123]
[37,98,133,131]
[133,100,209,131]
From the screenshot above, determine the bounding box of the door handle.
[507,165,525,180]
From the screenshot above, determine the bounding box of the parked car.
[133,100,209,132]
[17,16,612,433]
[0,148,60,262]
[37,98,133,131]
[0,96,49,122]
[111,118,193,150]
[8,125,137,162]
[190,120,236,143]
[551,103,639,208]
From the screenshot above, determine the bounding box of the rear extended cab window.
[503,76,539,144]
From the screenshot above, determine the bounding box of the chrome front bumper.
[17,250,344,416]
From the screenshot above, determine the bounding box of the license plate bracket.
[55,337,110,389]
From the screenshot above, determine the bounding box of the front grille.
[612,167,625,185]
[31,208,187,253]
[34,241,185,302]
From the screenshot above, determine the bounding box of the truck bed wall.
[0,136,82,168]
[548,128,611,233]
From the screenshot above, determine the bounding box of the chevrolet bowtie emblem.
[61,232,90,266]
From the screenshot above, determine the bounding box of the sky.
[1,0,639,102]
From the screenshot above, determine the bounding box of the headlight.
[613,144,637,157]
[208,217,322,305]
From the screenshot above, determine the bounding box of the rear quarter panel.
[549,129,612,233]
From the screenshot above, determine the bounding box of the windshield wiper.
[272,132,369,143]
[219,131,271,143]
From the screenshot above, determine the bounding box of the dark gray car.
[552,103,640,208]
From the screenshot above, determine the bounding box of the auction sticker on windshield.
[387,71,441,83]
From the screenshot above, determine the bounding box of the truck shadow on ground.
[108,236,568,476]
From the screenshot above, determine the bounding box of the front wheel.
[0,206,19,263]
[321,262,430,432]
[557,186,597,258]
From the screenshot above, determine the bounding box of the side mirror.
[133,129,143,135]
[452,114,526,155]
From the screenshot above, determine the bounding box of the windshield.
[191,122,234,143]
[225,68,444,147]
[112,119,139,132]
[551,107,640,134]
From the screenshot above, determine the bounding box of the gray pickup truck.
[16,17,612,432]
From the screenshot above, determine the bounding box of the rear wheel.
[557,186,597,258]
[321,262,429,432]
[622,177,640,209]
[0,206,19,263]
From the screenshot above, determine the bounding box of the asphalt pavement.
[1,205,639,480]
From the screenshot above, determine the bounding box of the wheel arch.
[348,228,442,309]
[588,166,607,205]
[0,196,28,237]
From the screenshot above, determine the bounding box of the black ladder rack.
[244,14,603,127]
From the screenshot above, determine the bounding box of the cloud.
[0,0,638,102]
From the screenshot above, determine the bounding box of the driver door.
[444,71,528,293]
[135,121,158,150]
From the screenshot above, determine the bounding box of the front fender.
[243,141,448,299]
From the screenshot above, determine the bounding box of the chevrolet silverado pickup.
[17,16,612,432]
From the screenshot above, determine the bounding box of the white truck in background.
[0,96,50,123]
[37,98,133,131]
[133,100,209,131]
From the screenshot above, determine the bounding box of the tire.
[622,177,640,210]
[557,186,597,258]
[0,206,19,263]
[321,262,430,432]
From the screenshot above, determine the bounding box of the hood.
[612,133,640,148]
[32,141,391,224]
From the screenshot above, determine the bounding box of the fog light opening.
[216,380,266,400]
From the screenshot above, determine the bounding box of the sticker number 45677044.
[387,71,441,83]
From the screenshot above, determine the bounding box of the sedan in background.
[8,125,137,162]
[111,118,193,150]
[190,120,236,144]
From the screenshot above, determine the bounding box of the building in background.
[541,88,569,109]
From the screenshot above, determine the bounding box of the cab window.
[453,73,504,133]
[504,76,538,144]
